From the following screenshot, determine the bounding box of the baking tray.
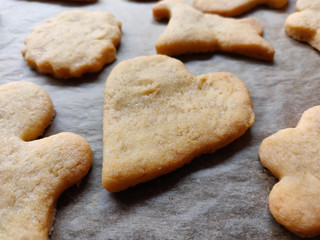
[1,0,319,239]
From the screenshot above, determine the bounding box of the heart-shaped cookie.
[103,55,254,192]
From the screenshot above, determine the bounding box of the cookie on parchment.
[102,55,255,192]
[259,106,320,238]
[285,0,320,52]
[22,10,121,79]
[153,0,275,61]
[193,0,288,17]
[0,81,92,239]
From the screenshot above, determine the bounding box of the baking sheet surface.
[1,0,319,239]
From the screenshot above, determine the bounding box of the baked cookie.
[103,55,255,192]
[259,106,320,238]
[153,0,275,60]
[22,10,121,79]
[0,81,92,239]
[193,0,288,17]
[285,0,320,51]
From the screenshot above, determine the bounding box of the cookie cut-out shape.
[153,0,274,60]
[193,0,288,17]
[285,0,320,51]
[0,81,92,239]
[103,55,255,192]
[259,106,320,238]
[22,10,121,79]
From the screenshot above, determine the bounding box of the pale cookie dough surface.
[103,55,255,192]
[193,0,288,16]
[22,10,121,79]
[285,0,320,51]
[3,0,320,238]
[153,0,275,60]
[0,81,92,239]
[259,106,320,238]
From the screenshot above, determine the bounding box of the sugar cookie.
[22,10,121,79]
[193,0,288,17]
[0,81,92,239]
[153,0,274,60]
[259,106,320,238]
[103,55,255,192]
[285,0,320,51]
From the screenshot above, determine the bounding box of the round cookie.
[22,10,121,79]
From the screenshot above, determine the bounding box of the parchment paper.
[1,0,319,239]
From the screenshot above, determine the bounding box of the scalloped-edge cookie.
[193,0,288,17]
[259,106,320,238]
[0,81,92,239]
[153,0,275,60]
[102,55,255,192]
[22,10,121,79]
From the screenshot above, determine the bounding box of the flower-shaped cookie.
[285,0,320,51]
[153,0,275,60]
[193,0,288,17]
[22,10,121,79]
[259,106,320,238]
[0,81,92,239]
[103,55,255,192]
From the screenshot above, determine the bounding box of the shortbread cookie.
[0,81,92,239]
[259,106,320,238]
[22,10,121,79]
[153,0,274,61]
[193,0,288,17]
[103,55,255,192]
[285,0,320,51]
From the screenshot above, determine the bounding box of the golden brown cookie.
[102,55,255,192]
[259,106,320,238]
[153,0,275,61]
[193,0,288,17]
[0,81,92,239]
[285,0,320,51]
[22,10,121,79]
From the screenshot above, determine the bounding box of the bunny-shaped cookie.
[0,81,92,239]
[259,106,320,238]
